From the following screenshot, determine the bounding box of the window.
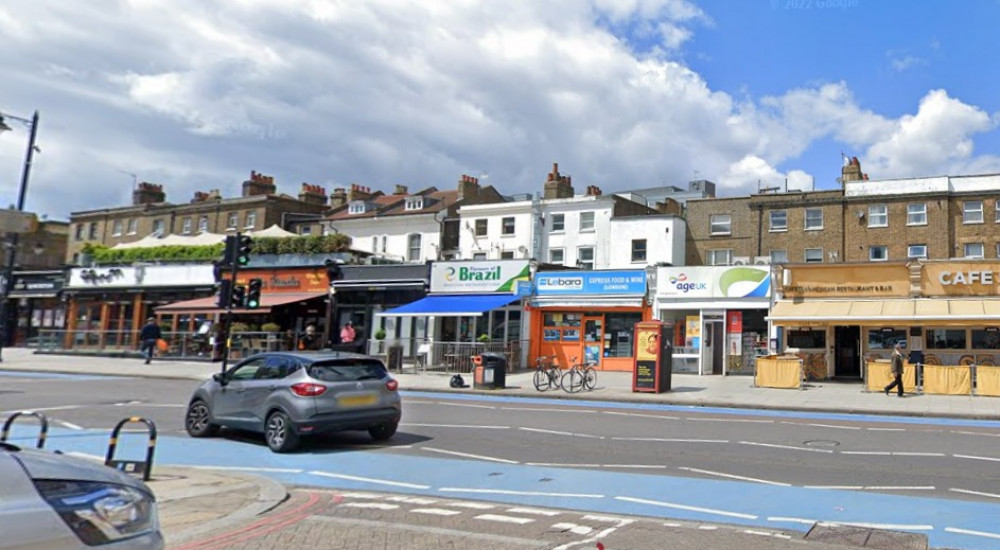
[579,211,595,231]
[111,220,123,237]
[407,233,421,261]
[965,242,984,259]
[549,248,564,264]
[804,248,823,263]
[908,244,927,259]
[500,251,514,259]
[964,200,983,224]
[710,214,731,235]
[972,328,1000,350]
[769,210,787,232]
[474,219,487,236]
[868,329,906,350]
[371,236,377,252]
[926,328,966,350]
[605,313,643,358]
[299,225,312,235]
[707,249,732,266]
[473,252,487,260]
[88,222,98,240]
[151,219,164,235]
[577,247,594,269]
[770,249,788,263]
[405,197,423,210]
[501,217,515,235]
[182,217,192,234]
[244,212,256,229]
[198,216,209,232]
[997,199,1000,223]
[805,208,823,230]
[349,202,366,214]
[227,212,238,229]
[381,236,387,253]
[74,224,84,241]
[550,213,565,232]
[788,329,826,349]
[127,219,138,235]
[907,203,927,225]
[869,245,888,261]
[868,204,888,227]
[631,239,647,262]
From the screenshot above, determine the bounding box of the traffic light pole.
[219,232,240,375]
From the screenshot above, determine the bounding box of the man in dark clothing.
[884,342,905,397]
[139,317,162,365]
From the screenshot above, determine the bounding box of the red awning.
[155,291,327,314]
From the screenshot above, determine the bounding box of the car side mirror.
[213,372,228,386]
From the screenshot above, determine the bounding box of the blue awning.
[380,294,521,317]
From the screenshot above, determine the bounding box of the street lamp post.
[0,109,40,362]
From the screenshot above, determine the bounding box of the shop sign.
[232,268,329,293]
[12,276,63,293]
[922,263,1000,296]
[781,264,908,298]
[656,266,770,299]
[430,260,529,293]
[535,270,646,296]
[68,265,215,288]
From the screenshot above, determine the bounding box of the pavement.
[4,347,993,549]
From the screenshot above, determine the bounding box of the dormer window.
[349,201,366,214]
[405,197,424,211]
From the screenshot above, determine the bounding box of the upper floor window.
[245,211,256,229]
[381,236,387,253]
[127,219,138,235]
[707,249,732,266]
[404,197,423,211]
[227,212,238,229]
[907,203,927,226]
[151,219,164,235]
[500,251,514,260]
[181,217,192,234]
[111,220,123,237]
[996,199,1000,223]
[299,225,312,235]
[769,210,787,232]
[550,213,565,232]
[501,217,515,235]
[869,245,888,261]
[965,242,985,259]
[577,246,595,269]
[74,224,84,241]
[805,208,823,230]
[580,212,595,231]
[710,214,731,235]
[474,219,487,236]
[868,205,888,227]
[473,252,487,260]
[549,248,564,264]
[198,215,209,232]
[88,222,98,240]
[407,233,421,261]
[964,200,984,224]
[770,250,788,264]
[631,239,647,262]
[804,248,823,263]
[349,201,366,215]
[908,244,927,259]
[371,236,377,252]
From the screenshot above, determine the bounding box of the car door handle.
[267,385,279,391]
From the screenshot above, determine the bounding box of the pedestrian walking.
[139,317,162,365]
[884,342,905,397]
[340,321,356,344]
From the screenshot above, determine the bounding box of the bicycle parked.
[532,355,562,391]
[561,356,597,393]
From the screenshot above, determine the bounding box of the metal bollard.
[104,417,157,481]
[1,411,49,449]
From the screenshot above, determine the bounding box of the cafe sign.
[232,268,329,293]
[430,260,529,293]
[922,262,1000,296]
[780,264,909,298]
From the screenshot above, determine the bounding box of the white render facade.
[331,212,442,264]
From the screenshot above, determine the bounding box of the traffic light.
[236,235,253,266]
[246,278,263,309]
[231,285,246,308]
[216,279,232,308]
[325,258,342,281]
[222,235,238,266]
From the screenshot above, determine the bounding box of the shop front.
[653,265,771,375]
[768,260,1000,382]
[530,269,650,372]
[332,264,429,354]
[5,270,66,346]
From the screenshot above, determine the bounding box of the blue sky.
[0,0,998,219]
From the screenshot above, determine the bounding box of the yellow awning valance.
[768,299,1000,325]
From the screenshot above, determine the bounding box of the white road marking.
[602,464,668,469]
[768,517,815,525]
[341,502,399,510]
[402,423,509,429]
[551,518,634,550]
[446,502,495,510]
[678,466,790,486]
[805,485,935,491]
[309,470,431,489]
[739,441,833,453]
[55,420,84,430]
[663,522,682,527]
[690,418,773,424]
[518,427,603,439]
[866,427,905,432]
[525,462,602,468]
[891,452,946,457]
[386,496,437,504]
[551,522,593,535]
[441,488,603,499]
[436,402,496,409]
[805,486,863,490]
[615,496,757,520]
[139,403,186,408]
[818,521,933,531]
[698,525,718,530]
[503,407,596,414]
[113,400,143,406]
[612,437,729,443]
[307,516,549,547]
[331,492,383,499]
[507,507,560,516]
[411,508,462,516]
[1,405,82,414]
[945,527,1000,540]
[953,430,1000,438]
[65,451,104,461]
[954,454,1000,463]
[187,465,304,473]
[421,447,519,464]
[475,514,534,525]
[781,422,860,430]
[840,451,944,457]
[745,529,792,539]
[602,411,680,420]
[583,514,627,523]
[949,488,1000,499]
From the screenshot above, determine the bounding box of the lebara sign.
[536,270,646,295]
[656,266,770,299]
[431,260,530,293]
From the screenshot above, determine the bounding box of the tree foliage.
[82,234,352,264]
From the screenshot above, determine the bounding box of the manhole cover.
[804,440,840,447]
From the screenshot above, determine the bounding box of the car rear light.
[385,379,398,392]
[291,383,327,397]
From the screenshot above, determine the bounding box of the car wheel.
[265,411,300,453]
[368,422,398,441]
[185,400,220,438]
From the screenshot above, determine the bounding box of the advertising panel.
[430,260,529,293]
[535,270,646,296]
[656,266,771,299]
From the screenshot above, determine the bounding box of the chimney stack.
[133,182,166,205]
[585,185,602,196]
[457,174,480,201]
[242,170,277,197]
[841,156,865,186]
[394,184,409,195]
[330,187,348,208]
[655,198,682,215]
[543,162,575,199]
[348,183,372,201]
[298,183,328,206]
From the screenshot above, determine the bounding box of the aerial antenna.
[118,169,138,189]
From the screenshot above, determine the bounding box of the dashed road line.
[949,488,1000,499]
[818,521,933,531]
[745,529,792,539]
[187,465,304,474]
[804,485,935,491]
[612,437,728,443]
[840,451,945,457]
[436,402,496,409]
[502,407,597,414]
[866,427,905,432]
[309,470,431,489]
[678,466,790,486]
[386,496,437,504]
[411,508,462,516]
[475,513,534,525]
[441,488,603,499]
[615,496,757,520]
[945,527,1000,540]
[953,430,1000,438]
[421,447,519,464]
[953,453,1000,463]
[551,522,593,534]
[602,411,680,420]
[507,507,561,516]
[518,427,604,439]
[689,418,774,424]
[739,441,833,453]
[782,421,860,430]
[446,501,495,510]
[340,502,399,510]
[401,423,509,429]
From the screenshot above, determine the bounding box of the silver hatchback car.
[185,352,402,452]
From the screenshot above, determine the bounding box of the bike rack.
[104,417,157,481]
[1,411,49,449]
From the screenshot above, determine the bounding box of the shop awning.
[379,294,521,317]
[155,291,326,314]
[533,296,645,308]
[768,298,1000,325]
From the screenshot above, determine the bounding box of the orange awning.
[155,291,326,314]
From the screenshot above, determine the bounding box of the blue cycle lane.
[6,391,1000,549]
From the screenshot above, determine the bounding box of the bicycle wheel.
[549,368,563,390]
[562,369,584,393]
[533,369,550,392]
[583,367,597,391]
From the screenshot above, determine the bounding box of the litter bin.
[387,345,404,373]
[473,352,507,389]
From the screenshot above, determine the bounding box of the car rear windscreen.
[308,359,388,382]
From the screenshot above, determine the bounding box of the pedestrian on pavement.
[340,321,356,344]
[299,323,319,350]
[884,342,905,397]
[139,317,162,365]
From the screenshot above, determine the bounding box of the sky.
[1,0,999,221]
